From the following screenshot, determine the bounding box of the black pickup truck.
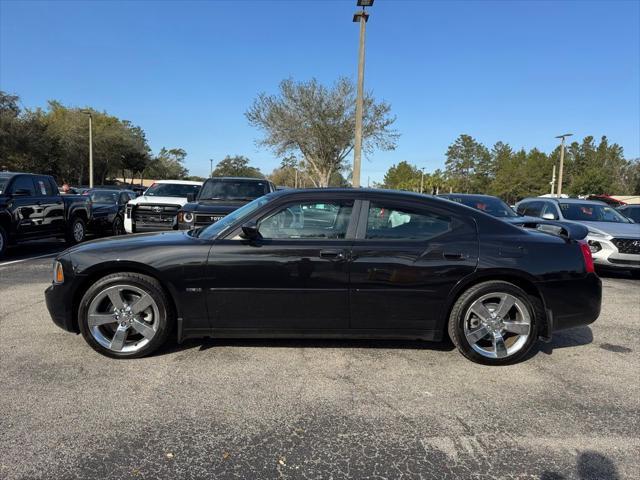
[0,172,92,257]
[176,177,276,230]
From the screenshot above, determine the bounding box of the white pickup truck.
[124,180,202,233]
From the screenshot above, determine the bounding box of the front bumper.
[588,235,640,270]
[45,281,79,333]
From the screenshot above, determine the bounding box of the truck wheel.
[112,216,125,236]
[66,216,86,245]
[0,225,7,258]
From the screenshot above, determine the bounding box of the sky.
[1,0,639,183]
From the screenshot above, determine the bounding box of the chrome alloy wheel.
[73,221,85,242]
[463,292,531,359]
[87,284,160,353]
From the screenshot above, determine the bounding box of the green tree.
[445,134,492,193]
[246,77,399,187]
[382,161,421,191]
[212,155,263,178]
[145,148,189,180]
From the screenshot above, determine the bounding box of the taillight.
[579,241,595,273]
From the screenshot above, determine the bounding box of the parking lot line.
[0,253,58,267]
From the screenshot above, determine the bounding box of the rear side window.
[35,177,55,196]
[365,203,452,240]
[518,201,543,217]
[10,176,35,196]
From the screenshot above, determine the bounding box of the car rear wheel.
[66,216,86,245]
[448,281,540,365]
[0,225,7,258]
[112,216,125,236]
[78,272,173,358]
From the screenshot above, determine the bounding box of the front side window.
[366,203,451,240]
[259,201,353,240]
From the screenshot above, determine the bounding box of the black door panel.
[350,201,478,330]
[207,239,351,329]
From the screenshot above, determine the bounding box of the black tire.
[78,272,174,359]
[0,225,7,259]
[66,216,86,245]
[448,280,542,365]
[112,215,125,236]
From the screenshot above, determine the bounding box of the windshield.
[560,203,631,223]
[90,191,118,203]
[0,177,8,194]
[620,207,640,223]
[196,192,279,239]
[144,183,201,198]
[445,195,517,217]
[199,179,269,200]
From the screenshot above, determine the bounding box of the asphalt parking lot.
[0,242,638,480]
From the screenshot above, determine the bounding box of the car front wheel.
[78,272,173,358]
[66,216,86,244]
[448,281,541,365]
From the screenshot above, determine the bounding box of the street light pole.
[209,159,213,178]
[352,0,373,188]
[420,167,425,193]
[550,164,556,195]
[81,110,94,188]
[555,133,573,196]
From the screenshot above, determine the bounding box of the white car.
[124,180,202,233]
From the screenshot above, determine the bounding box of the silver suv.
[515,197,640,277]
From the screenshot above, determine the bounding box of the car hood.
[128,195,189,206]
[181,199,249,214]
[572,220,640,238]
[62,230,203,266]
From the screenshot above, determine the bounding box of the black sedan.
[45,189,601,365]
[87,189,135,236]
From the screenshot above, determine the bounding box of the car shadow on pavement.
[157,337,457,357]
[540,450,620,479]
[532,326,594,357]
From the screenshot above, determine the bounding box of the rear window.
[144,183,201,198]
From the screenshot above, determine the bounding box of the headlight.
[588,240,602,253]
[53,261,64,284]
[183,212,194,223]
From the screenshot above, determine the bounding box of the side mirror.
[186,193,196,202]
[241,221,261,240]
[542,212,556,220]
[12,188,31,196]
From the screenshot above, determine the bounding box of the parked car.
[124,180,202,233]
[438,194,541,224]
[177,177,276,230]
[45,188,601,365]
[617,204,640,223]
[0,172,92,257]
[87,189,136,236]
[516,197,640,277]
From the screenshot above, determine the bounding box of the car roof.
[439,193,503,200]
[519,197,608,206]
[153,180,202,185]
[207,176,268,181]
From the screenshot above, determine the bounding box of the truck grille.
[612,238,640,255]
[133,204,180,228]
[195,213,226,227]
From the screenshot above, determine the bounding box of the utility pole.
[550,164,556,195]
[555,133,572,196]
[352,0,374,188]
[209,159,213,178]
[81,110,93,188]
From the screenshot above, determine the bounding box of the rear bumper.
[45,281,79,333]
[537,273,602,333]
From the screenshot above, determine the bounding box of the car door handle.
[444,252,465,260]
[319,249,346,261]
